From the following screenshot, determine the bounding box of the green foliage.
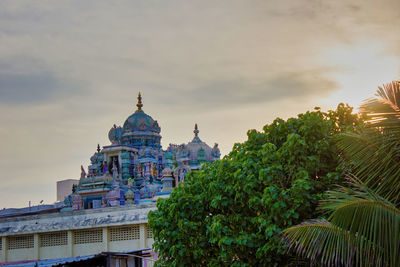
[337,81,400,203]
[284,180,400,266]
[283,219,363,266]
[283,81,400,267]
[148,103,362,266]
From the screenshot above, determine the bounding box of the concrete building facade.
[0,204,156,265]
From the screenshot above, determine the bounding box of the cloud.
[0,0,398,208]
[0,56,84,104]
[158,69,338,111]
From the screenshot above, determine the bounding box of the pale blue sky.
[0,0,399,208]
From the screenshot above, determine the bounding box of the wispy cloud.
[0,56,84,104]
[0,0,399,208]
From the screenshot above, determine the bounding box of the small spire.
[97,144,101,153]
[194,123,199,137]
[137,92,143,111]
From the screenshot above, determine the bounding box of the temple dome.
[185,124,215,165]
[122,93,161,134]
[187,124,212,150]
[123,110,160,133]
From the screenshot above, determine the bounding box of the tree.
[148,104,362,266]
[283,81,400,267]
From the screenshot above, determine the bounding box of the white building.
[0,204,156,266]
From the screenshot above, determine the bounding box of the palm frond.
[360,81,400,129]
[340,82,400,202]
[322,180,400,266]
[282,219,376,267]
[283,82,400,266]
[320,181,400,267]
[337,129,400,202]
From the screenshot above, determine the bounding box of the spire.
[194,123,199,137]
[136,92,143,111]
[191,123,202,143]
[97,144,101,153]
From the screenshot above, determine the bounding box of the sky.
[0,0,399,208]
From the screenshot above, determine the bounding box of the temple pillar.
[161,168,174,192]
[145,163,150,177]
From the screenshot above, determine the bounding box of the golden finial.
[194,123,199,137]
[137,92,143,111]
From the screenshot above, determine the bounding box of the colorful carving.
[72,191,82,211]
[152,164,157,177]
[106,185,120,207]
[137,164,143,177]
[71,93,220,209]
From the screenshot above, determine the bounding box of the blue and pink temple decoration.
[65,93,220,210]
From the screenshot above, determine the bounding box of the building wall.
[40,245,68,260]
[0,204,156,263]
[0,224,153,262]
[56,179,79,202]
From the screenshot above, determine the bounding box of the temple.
[65,93,220,211]
[0,93,220,266]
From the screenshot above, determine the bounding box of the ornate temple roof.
[122,93,161,134]
[188,123,206,144]
[75,93,220,209]
[186,124,213,163]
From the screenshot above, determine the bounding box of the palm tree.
[282,81,400,267]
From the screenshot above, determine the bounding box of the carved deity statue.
[102,162,108,174]
[112,160,119,181]
[137,164,143,177]
[80,165,86,179]
[212,143,221,158]
[152,164,157,177]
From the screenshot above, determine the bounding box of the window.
[110,226,140,241]
[40,232,68,247]
[74,229,102,244]
[146,227,153,239]
[8,235,34,250]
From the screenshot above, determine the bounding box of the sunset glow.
[321,42,399,109]
[0,0,399,208]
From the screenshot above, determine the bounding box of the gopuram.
[66,93,221,210]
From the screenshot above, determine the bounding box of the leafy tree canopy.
[148,103,363,266]
[283,81,400,267]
